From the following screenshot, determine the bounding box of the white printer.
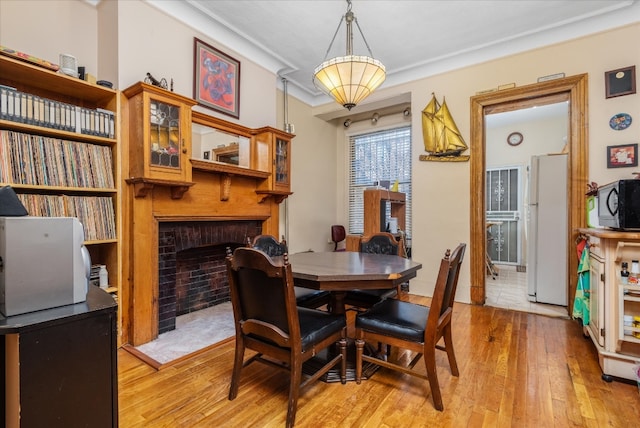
[0,217,90,317]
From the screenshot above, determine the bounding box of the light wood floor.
[118,294,640,427]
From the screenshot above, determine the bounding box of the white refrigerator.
[527,153,568,305]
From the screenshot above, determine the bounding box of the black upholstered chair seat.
[294,287,332,309]
[344,288,397,308]
[355,299,428,342]
[298,307,346,351]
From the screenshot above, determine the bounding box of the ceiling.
[148,0,639,108]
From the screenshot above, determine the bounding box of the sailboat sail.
[420,94,469,161]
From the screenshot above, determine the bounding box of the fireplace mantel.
[120,101,293,346]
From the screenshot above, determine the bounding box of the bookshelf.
[363,189,406,235]
[0,55,121,315]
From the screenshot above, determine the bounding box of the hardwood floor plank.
[118,298,640,427]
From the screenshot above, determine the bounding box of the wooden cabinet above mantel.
[123,82,197,185]
[191,110,294,203]
[123,86,294,202]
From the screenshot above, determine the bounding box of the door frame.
[469,74,588,315]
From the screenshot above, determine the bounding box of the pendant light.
[313,0,386,110]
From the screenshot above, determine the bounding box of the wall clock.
[507,132,523,146]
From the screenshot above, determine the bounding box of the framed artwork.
[605,65,636,98]
[607,143,638,168]
[193,38,240,118]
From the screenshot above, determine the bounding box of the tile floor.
[134,301,235,364]
[485,264,569,318]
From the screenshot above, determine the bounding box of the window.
[348,126,412,238]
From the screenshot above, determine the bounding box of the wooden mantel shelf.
[190,159,270,179]
[191,159,271,201]
[256,190,293,204]
[126,177,195,199]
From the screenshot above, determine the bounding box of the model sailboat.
[420,93,470,161]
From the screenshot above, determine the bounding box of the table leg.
[330,291,347,315]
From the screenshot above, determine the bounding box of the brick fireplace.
[157,220,262,334]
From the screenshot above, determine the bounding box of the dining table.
[287,251,422,315]
[283,251,423,382]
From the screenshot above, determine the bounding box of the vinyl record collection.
[0,129,116,242]
[0,130,114,188]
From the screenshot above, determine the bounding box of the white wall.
[277,92,338,254]
[0,0,98,74]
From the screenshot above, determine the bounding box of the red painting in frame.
[607,143,638,168]
[194,38,240,119]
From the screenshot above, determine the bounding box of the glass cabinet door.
[150,99,181,169]
[275,137,289,187]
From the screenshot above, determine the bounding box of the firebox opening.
[158,220,262,334]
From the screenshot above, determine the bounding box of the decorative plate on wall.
[609,113,632,130]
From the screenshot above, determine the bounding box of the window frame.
[347,125,412,239]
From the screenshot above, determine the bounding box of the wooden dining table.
[283,251,423,382]
[287,251,423,315]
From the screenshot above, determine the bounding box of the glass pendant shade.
[314,55,386,110]
[313,0,386,110]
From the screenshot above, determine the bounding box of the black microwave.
[597,179,640,230]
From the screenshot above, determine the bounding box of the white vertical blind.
[348,126,412,238]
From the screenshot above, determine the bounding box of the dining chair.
[226,247,347,428]
[330,225,346,251]
[354,243,466,411]
[344,232,401,309]
[248,234,331,309]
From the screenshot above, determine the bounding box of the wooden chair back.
[247,235,331,310]
[227,247,300,349]
[359,232,399,255]
[226,247,347,427]
[248,234,287,257]
[354,242,467,411]
[426,243,466,341]
[345,232,401,308]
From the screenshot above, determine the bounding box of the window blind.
[348,126,412,239]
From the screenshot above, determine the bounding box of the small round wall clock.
[609,113,632,130]
[507,132,523,146]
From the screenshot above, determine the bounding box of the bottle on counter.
[621,262,630,284]
[99,265,109,289]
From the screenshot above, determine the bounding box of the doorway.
[469,74,589,315]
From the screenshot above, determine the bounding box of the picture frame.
[605,65,636,99]
[193,38,240,118]
[607,143,638,168]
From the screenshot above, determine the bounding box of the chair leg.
[355,338,364,384]
[228,337,245,400]
[442,325,459,376]
[286,359,303,428]
[423,348,444,411]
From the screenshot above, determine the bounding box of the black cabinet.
[0,286,118,427]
